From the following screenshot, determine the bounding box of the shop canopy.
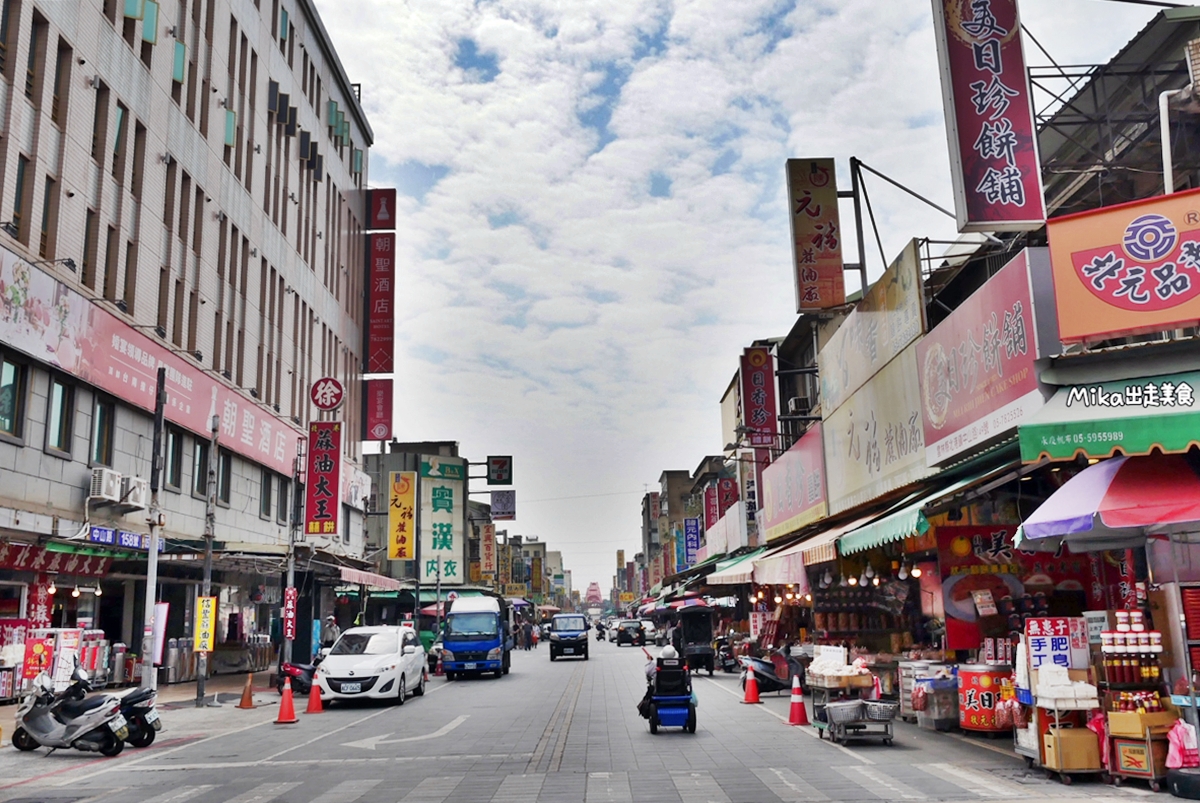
[1019,370,1200,463]
[1015,454,1200,552]
[537,604,561,613]
[340,567,404,591]
[705,549,766,585]
[753,513,880,589]
[507,597,531,607]
[418,589,484,603]
[838,465,1009,555]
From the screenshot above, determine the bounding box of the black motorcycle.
[714,637,739,673]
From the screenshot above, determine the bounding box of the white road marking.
[307,779,383,803]
[917,762,1026,797]
[224,782,303,803]
[260,704,396,761]
[671,771,732,803]
[399,775,464,802]
[832,765,927,800]
[492,773,546,803]
[751,767,829,801]
[341,714,470,750]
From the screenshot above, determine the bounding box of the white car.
[315,626,426,704]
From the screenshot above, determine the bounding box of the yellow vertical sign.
[388,471,417,560]
[194,596,217,652]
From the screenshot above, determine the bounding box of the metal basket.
[863,700,899,721]
[824,700,865,724]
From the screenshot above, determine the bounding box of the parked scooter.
[12,668,128,756]
[277,649,328,694]
[56,663,161,747]
[739,653,794,696]
[714,636,739,673]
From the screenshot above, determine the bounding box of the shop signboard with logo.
[365,379,393,440]
[419,456,465,584]
[480,524,496,575]
[367,233,395,373]
[717,478,738,517]
[194,596,217,652]
[739,347,778,447]
[283,587,298,640]
[303,422,342,539]
[703,485,719,529]
[787,158,845,311]
[819,239,926,416]
[491,490,515,521]
[1048,188,1200,342]
[931,0,1045,232]
[684,519,701,566]
[917,248,1057,466]
[760,423,827,541]
[387,471,417,560]
[824,343,933,514]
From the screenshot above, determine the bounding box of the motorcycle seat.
[57,695,111,718]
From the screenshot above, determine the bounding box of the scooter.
[277,649,328,694]
[56,663,161,747]
[595,628,605,642]
[714,637,739,673]
[739,654,793,696]
[12,668,128,756]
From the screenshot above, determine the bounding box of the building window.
[90,396,114,466]
[12,155,27,241]
[217,448,232,505]
[45,376,72,455]
[259,467,272,518]
[343,505,350,545]
[164,426,182,489]
[277,475,289,524]
[192,437,209,496]
[0,354,25,439]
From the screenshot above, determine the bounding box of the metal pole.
[196,414,219,707]
[141,367,167,691]
[435,557,442,636]
[284,454,301,665]
[414,468,421,626]
[1161,90,1181,194]
[849,157,868,296]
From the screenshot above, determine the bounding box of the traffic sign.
[310,377,345,410]
[487,456,513,486]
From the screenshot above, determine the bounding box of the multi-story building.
[0,0,373,668]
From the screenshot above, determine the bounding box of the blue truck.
[441,596,512,679]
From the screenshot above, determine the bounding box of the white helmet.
[660,645,678,660]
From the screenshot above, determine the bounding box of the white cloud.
[315,0,1154,589]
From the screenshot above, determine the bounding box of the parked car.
[315,626,426,704]
[617,621,646,647]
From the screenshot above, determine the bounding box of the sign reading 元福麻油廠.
[786,158,845,311]
[1048,188,1200,343]
[419,456,465,584]
[387,471,417,560]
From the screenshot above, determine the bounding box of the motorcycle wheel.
[128,726,156,748]
[11,727,38,751]
[98,732,125,757]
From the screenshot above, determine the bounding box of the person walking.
[532,623,540,649]
[319,615,341,649]
[522,620,533,651]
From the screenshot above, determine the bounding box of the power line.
[520,490,645,503]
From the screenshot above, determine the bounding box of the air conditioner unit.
[121,476,150,511]
[787,396,811,415]
[90,468,122,505]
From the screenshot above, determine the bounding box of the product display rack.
[807,674,894,746]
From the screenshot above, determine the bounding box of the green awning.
[706,549,766,585]
[838,466,1008,555]
[1020,370,1200,462]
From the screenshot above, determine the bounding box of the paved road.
[0,640,1160,802]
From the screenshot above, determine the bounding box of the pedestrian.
[523,620,533,651]
[320,614,340,649]
[532,623,540,649]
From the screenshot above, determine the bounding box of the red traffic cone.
[305,682,324,714]
[787,674,809,726]
[434,653,444,677]
[742,663,762,704]
[236,672,255,710]
[275,677,298,724]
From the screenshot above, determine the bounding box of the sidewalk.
[152,671,277,709]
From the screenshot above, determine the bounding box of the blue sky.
[315,0,1155,590]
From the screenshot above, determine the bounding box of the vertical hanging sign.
[419,456,465,584]
[304,421,342,539]
[366,233,395,374]
[282,587,298,641]
[193,596,217,652]
[368,188,396,231]
[931,0,1044,232]
[364,379,393,440]
[739,347,777,447]
[387,471,416,560]
[480,524,497,575]
[786,158,845,310]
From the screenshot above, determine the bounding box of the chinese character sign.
[480,524,496,574]
[304,422,342,539]
[684,519,701,566]
[739,347,778,447]
[282,587,298,641]
[932,0,1044,232]
[786,158,845,310]
[1025,617,1088,669]
[531,556,543,594]
[387,471,417,560]
[193,596,217,652]
[1048,188,1200,343]
[365,379,393,440]
[717,478,738,517]
[367,233,395,373]
[310,376,345,410]
[22,636,54,679]
[419,456,465,584]
[703,486,719,529]
[760,423,827,540]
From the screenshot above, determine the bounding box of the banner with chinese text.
[787,158,845,310]
[760,423,827,540]
[480,524,496,574]
[367,233,395,373]
[419,456,465,584]
[282,587,298,640]
[365,379,392,440]
[303,421,342,539]
[193,596,216,652]
[932,0,1045,231]
[387,471,416,560]
[739,347,778,447]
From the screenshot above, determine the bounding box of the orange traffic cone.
[742,663,762,704]
[434,654,444,677]
[787,674,809,726]
[304,682,324,714]
[275,677,298,724]
[236,672,255,710]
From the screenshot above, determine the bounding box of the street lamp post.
[141,367,167,691]
[195,414,219,707]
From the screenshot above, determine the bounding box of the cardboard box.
[1107,703,1178,738]
[1043,727,1101,771]
[1112,735,1169,778]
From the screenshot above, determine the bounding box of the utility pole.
[284,453,302,665]
[413,468,421,628]
[195,414,219,707]
[141,368,167,691]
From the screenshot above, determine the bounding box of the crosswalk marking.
[832,765,927,800]
[671,771,732,803]
[225,782,303,803]
[400,775,465,803]
[492,773,545,803]
[586,771,631,803]
[308,779,383,803]
[916,762,1026,797]
[751,767,829,802]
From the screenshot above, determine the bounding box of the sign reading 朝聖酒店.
[760,423,827,541]
[786,158,845,310]
[1047,187,1200,342]
[419,456,465,584]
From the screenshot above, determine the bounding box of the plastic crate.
[1016,687,1033,705]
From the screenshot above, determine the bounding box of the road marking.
[751,767,829,801]
[586,771,631,803]
[832,765,926,800]
[671,771,732,803]
[699,678,873,765]
[399,775,464,802]
[307,779,382,803]
[113,752,536,771]
[225,782,303,803]
[138,788,216,803]
[917,762,1026,797]
[492,773,546,803]
[259,704,396,762]
[341,715,470,750]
